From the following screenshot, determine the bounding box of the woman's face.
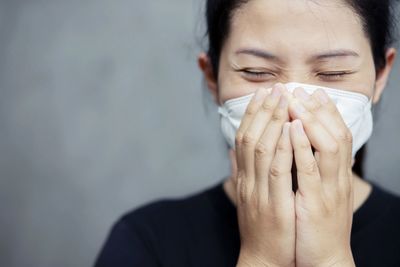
[215,0,379,105]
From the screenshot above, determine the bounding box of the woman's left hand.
[286,87,356,267]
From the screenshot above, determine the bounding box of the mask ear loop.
[369,96,377,125]
[367,97,373,107]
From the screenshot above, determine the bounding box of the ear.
[373,47,397,104]
[197,52,220,105]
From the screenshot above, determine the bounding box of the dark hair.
[205,0,398,77]
[204,0,398,177]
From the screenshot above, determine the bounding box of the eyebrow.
[235,48,360,63]
[235,48,282,63]
[311,49,360,61]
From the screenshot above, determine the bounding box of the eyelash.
[317,72,352,81]
[237,69,353,82]
[239,69,275,79]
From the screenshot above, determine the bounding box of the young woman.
[95,0,400,266]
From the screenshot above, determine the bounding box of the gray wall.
[0,1,399,267]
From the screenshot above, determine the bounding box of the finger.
[289,119,321,197]
[234,88,269,205]
[313,89,353,185]
[293,87,351,186]
[254,93,289,196]
[289,94,340,186]
[241,84,283,181]
[235,88,268,177]
[268,122,293,204]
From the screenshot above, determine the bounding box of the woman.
[95,0,400,266]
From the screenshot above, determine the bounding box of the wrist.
[317,260,355,267]
[237,252,295,267]
[315,252,356,267]
[236,260,283,267]
[236,254,271,267]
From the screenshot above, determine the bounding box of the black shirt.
[94,178,400,267]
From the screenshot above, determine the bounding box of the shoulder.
[94,182,223,266]
[115,181,221,234]
[363,181,400,233]
[351,182,400,266]
[371,181,400,211]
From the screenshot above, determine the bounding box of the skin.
[198,0,397,266]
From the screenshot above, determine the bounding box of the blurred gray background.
[0,1,399,266]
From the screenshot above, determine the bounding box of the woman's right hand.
[234,83,296,267]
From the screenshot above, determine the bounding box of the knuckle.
[242,133,257,146]
[237,177,249,204]
[301,160,318,175]
[235,132,244,147]
[299,140,310,150]
[245,104,257,116]
[309,99,322,112]
[261,101,274,113]
[269,164,283,178]
[271,111,283,123]
[255,141,273,159]
[325,142,340,155]
[276,140,287,152]
[338,129,353,144]
[237,169,246,181]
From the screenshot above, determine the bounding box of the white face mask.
[217,82,373,159]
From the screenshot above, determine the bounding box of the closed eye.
[237,69,275,81]
[317,71,354,81]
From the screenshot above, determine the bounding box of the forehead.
[228,0,368,54]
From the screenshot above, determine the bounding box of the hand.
[287,87,356,267]
[234,83,295,267]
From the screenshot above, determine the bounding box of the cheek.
[337,57,376,98]
[216,53,266,103]
[353,68,376,98]
[217,71,258,104]
[355,53,377,98]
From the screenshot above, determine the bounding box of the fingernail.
[271,85,282,99]
[294,87,310,101]
[279,95,288,108]
[293,101,306,115]
[294,120,305,135]
[283,122,290,136]
[254,88,267,102]
[316,89,329,104]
